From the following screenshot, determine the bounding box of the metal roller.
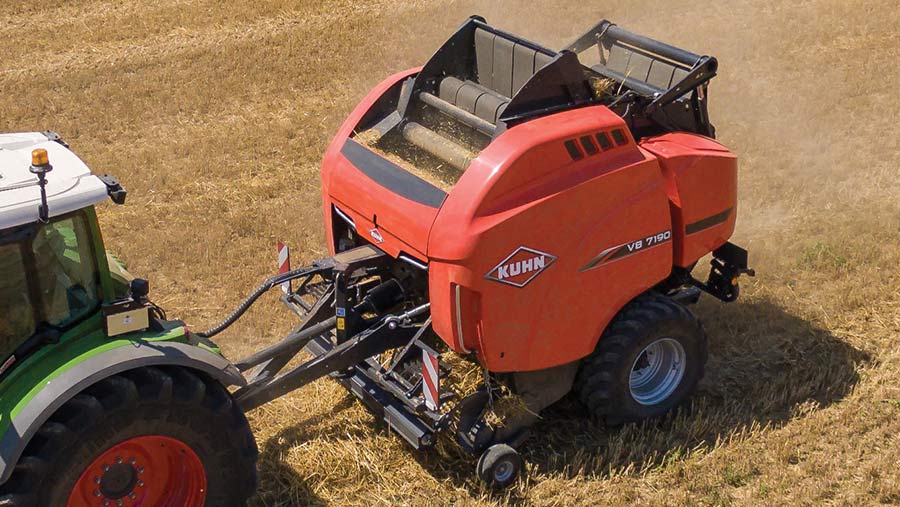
[418,92,496,136]
[401,121,475,171]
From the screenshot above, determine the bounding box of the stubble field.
[2,0,899,505]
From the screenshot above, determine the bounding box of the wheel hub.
[98,462,139,500]
[68,435,206,507]
[493,461,514,482]
[629,338,687,406]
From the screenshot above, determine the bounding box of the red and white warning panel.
[277,241,291,294]
[422,349,440,411]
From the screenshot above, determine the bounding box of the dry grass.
[589,77,616,98]
[3,0,900,505]
[358,130,462,192]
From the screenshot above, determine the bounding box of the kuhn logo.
[485,247,557,288]
[369,228,384,244]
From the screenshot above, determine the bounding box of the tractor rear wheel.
[0,366,258,507]
[576,293,707,426]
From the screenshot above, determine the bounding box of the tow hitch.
[195,244,455,449]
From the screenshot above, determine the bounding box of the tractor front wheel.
[0,366,258,507]
[576,293,708,426]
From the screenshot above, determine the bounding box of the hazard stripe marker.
[422,349,440,411]
[277,241,291,294]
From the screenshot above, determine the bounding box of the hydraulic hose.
[195,262,332,338]
[195,278,276,338]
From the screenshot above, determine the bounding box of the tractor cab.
[0,211,103,367]
[0,132,127,376]
[0,133,258,505]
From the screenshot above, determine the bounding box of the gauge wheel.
[476,444,523,489]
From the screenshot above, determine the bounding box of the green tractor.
[0,133,257,506]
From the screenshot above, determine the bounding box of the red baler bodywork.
[321,71,737,373]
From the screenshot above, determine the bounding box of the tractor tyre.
[0,366,258,507]
[576,293,707,426]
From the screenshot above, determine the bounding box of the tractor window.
[30,215,101,328]
[0,244,36,356]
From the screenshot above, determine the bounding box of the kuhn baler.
[221,16,752,486]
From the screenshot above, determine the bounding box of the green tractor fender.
[0,335,246,485]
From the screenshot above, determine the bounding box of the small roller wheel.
[476,444,523,489]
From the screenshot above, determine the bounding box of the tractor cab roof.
[0,132,109,231]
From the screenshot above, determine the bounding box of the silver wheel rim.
[494,461,514,482]
[629,338,686,406]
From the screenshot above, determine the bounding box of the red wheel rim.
[67,435,206,507]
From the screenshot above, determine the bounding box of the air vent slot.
[595,132,612,150]
[564,140,584,160]
[579,135,598,155]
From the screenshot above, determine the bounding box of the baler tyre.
[576,293,707,426]
[0,366,258,507]
[476,444,523,489]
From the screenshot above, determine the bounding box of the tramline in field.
[0,17,752,505]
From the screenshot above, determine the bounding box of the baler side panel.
[485,163,672,371]
[640,134,737,267]
[429,106,673,372]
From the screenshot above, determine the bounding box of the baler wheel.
[0,366,258,507]
[476,444,523,489]
[576,293,707,426]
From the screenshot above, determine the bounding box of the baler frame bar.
[563,19,719,137]
[198,244,453,447]
[305,333,440,448]
[233,311,423,411]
